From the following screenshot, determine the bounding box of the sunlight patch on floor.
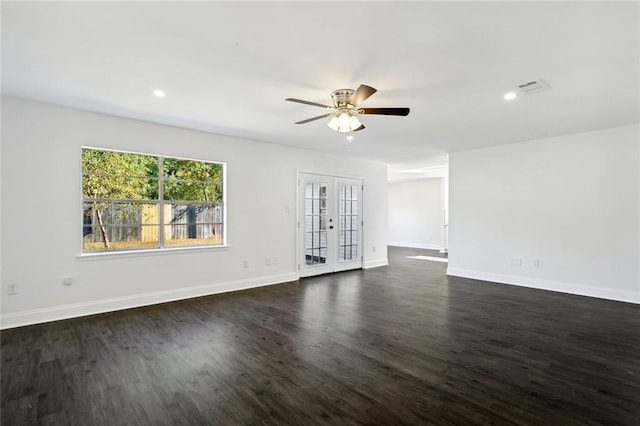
[405,255,448,263]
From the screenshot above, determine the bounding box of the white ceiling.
[2,1,638,177]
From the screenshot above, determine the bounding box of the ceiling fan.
[286,84,410,133]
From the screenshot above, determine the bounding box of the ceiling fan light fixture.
[327,115,340,131]
[338,112,351,130]
[327,111,362,133]
[348,114,361,130]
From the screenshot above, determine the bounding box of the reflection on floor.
[406,255,448,263]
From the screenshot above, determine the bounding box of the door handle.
[329,225,334,229]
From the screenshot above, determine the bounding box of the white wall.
[388,178,443,250]
[0,96,389,327]
[448,124,640,303]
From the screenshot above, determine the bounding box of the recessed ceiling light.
[504,92,517,101]
[153,90,166,98]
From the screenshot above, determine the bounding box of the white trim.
[0,272,297,329]
[388,241,441,250]
[364,258,389,269]
[446,267,640,304]
[77,244,230,260]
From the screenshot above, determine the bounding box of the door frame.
[296,170,364,278]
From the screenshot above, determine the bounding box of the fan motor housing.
[331,89,355,108]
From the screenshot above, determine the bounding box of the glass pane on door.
[338,184,359,262]
[305,182,328,265]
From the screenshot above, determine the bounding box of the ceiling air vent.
[517,79,549,95]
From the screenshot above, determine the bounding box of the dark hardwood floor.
[2,247,639,425]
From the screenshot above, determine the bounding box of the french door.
[298,173,363,277]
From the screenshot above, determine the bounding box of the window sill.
[77,244,230,261]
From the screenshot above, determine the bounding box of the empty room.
[1,1,639,425]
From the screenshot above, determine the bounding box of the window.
[82,148,224,252]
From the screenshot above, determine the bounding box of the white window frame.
[80,147,227,256]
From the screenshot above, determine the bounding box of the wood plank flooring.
[2,246,639,425]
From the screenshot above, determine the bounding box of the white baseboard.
[0,272,298,329]
[364,258,388,269]
[446,267,640,304]
[389,241,442,250]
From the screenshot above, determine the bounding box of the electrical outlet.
[510,258,522,266]
[63,277,74,286]
[243,260,249,269]
[532,259,540,268]
[372,246,376,253]
[265,256,271,266]
[8,282,18,295]
[272,256,278,265]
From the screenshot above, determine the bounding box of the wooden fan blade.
[285,98,333,109]
[353,124,366,132]
[349,84,377,107]
[295,113,334,124]
[358,107,410,116]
